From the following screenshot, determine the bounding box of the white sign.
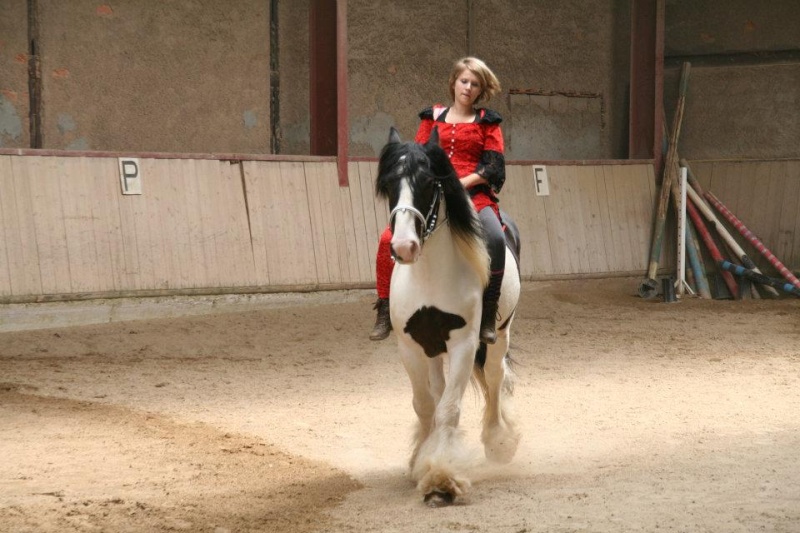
[118,157,142,195]
[533,165,549,196]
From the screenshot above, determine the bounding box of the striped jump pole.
[681,159,780,298]
[718,260,800,297]
[686,185,780,298]
[705,191,800,290]
[686,197,739,298]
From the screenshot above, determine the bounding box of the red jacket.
[414,105,506,212]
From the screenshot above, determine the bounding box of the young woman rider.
[370,57,507,345]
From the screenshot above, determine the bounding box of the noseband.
[389,180,444,245]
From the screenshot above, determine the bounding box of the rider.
[370,56,507,344]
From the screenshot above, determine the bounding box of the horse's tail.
[471,344,489,398]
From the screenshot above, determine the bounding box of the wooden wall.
[0,153,662,302]
[504,164,657,278]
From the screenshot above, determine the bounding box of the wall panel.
[9,154,793,302]
[499,165,553,276]
[244,161,317,286]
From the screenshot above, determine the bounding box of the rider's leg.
[370,226,394,341]
[478,207,505,344]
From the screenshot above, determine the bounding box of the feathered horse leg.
[409,336,478,507]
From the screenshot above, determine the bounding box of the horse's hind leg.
[479,339,521,464]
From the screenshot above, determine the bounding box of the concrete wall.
[664,64,799,160]
[2,0,271,153]
[0,0,30,149]
[471,0,631,161]
[2,1,634,158]
[344,0,632,160]
[2,1,798,161]
[277,0,310,155]
[346,1,469,156]
[664,0,800,160]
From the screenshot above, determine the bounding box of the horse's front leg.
[398,343,436,469]
[412,338,476,506]
[428,355,445,405]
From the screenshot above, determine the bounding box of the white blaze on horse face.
[391,179,422,264]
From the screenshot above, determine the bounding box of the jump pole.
[639,153,673,298]
[686,197,739,298]
[686,217,712,298]
[681,159,780,297]
[663,139,708,297]
[718,260,800,297]
[675,166,693,296]
[639,62,691,299]
[686,185,780,298]
[705,191,800,290]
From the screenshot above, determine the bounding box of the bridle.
[389,180,445,246]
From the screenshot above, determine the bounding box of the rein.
[389,180,445,245]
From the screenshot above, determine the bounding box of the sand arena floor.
[1,278,799,532]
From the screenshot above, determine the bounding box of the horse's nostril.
[391,239,421,263]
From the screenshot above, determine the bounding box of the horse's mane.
[376,132,489,287]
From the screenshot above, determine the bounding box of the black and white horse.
[376,127,521,506]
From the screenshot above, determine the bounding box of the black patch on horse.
[403,306,467,358]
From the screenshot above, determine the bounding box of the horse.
[375,126,522,506]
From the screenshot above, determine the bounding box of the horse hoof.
[424,490,455,508]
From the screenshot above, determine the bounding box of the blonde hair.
[448,57,501,104]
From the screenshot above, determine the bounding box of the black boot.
[480,271,503,344]
[369,298,392,341]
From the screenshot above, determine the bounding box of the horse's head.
[375,126,453,264]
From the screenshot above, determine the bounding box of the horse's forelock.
[376,141,434,200]
[417,139,485,248]
[376,141,405,198]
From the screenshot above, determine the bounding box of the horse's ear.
[388,127,402,144]
[427,125,440,146]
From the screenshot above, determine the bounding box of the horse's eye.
[421,176,436,191]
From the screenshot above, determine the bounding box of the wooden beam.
[336,0,349,186]
[310,0,348,186]
[629,0,664,173]
[269,0,280,154]
[309,0,338,157]
[27,0,42,148]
